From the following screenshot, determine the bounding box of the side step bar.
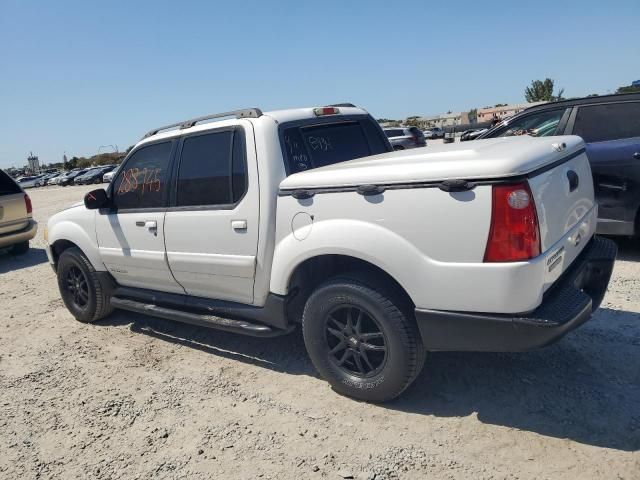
[110,297,293,338]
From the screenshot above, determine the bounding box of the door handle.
[633,152,640,160]
[231,220,247,230]
[136,220,158,230]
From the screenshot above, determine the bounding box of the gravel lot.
[1,184,639,479]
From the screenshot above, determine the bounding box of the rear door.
[569,101,640,235]
[0,171,28,235]
[95,140,183,293]
[164,124,259,303]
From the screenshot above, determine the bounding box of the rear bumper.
[415,236,617,352]
[0,219,38,248]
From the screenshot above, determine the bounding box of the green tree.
[67,156,79,169]
[525,78,565,103]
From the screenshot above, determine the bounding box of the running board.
[110,297,293,337]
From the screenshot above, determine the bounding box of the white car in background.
[16,176,44,189]
[102,167,119,183]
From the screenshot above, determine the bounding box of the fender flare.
[49,220,106,271]
[269,219,429,304]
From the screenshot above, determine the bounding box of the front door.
[571,101,640,235]
[95,140,184,293]
[164,125,259,304]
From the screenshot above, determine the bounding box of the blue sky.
[1,0,638,167]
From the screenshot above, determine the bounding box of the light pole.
[98,144,118,154]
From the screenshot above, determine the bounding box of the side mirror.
[84,189,109,210]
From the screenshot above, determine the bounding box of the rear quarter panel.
[271,186,507,312]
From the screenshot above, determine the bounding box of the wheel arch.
[48,221,105,272]
[280,253,416,325]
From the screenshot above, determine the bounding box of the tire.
[57,247,113,323]
[393,145,405,151]
[302,275,425,402]
[10,241,29,255]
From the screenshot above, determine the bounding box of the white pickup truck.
[45,105,616,402]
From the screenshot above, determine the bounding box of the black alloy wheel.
[325,305,387,377]
[302,275,425,402]
[64,265,89,310]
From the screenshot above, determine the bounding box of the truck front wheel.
[57,247,113,323]
[302,275,425,402]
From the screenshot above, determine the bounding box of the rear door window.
[281,118,390,174]
[572,102,640,143]
[174,129,247,207]
[0,170,21,196]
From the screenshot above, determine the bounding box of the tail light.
[24,194,33,215]
[484,182,540,262]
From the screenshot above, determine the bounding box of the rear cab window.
[0,170,21,196]
[281,116,391,175]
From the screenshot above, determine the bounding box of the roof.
[135,105,369,147]
[519,92,640,114]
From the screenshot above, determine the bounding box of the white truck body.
[45,105,616,402]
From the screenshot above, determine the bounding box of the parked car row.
[13,165,118,189]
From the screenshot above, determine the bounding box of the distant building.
[632,80,640,88]
[477,102,547,123]
[417,111,470,129]
[27,152,40,174]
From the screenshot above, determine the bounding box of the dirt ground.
[1,184,638,480]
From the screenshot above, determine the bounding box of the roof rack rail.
[328,103,357,108]
[142,108,263,139]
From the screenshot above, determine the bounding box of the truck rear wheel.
[302,275,424,402]
[57,247,113,323]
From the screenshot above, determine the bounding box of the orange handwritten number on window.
[117,167,162,195]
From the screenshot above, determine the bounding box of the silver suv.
[0,170,37,254]
[383,127,426,150]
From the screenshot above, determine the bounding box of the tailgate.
[528,146,597,289]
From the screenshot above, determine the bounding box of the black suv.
[478,93,640,236]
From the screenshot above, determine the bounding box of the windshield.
[280,117,390,175]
